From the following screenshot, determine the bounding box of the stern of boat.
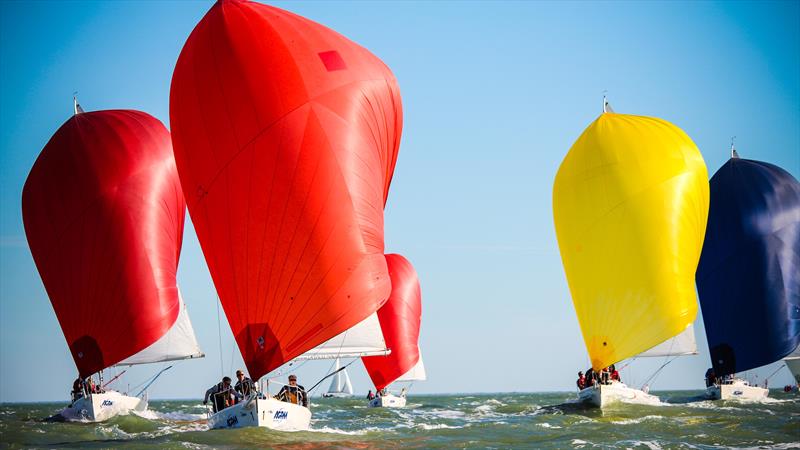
[208,396,311,431]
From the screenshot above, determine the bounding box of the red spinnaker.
[362,254,422,390]
[170,0,402,379]
[22,110,186,378]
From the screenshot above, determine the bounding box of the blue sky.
[1,1,798,403]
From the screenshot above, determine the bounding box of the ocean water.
[1,391,798,449]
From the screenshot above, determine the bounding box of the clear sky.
[1,1,798,403]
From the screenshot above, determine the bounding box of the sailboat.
[553,100,710,408]
[323,358,354,398]
[362,254,426,408]
[169,0,403,431]
[696,144,800,401]
[21,102,204,422]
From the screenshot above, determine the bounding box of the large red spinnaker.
[362,254,422,391]
[22,110,186,378]
[170,0,402,379]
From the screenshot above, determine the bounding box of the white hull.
[578,381,660,408]
[208,397,311,431]
[61,391,146,422]
[368,393,406,408]
[706,379,768,401]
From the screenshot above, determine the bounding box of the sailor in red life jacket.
[610,364,621,383]
[576,371,586,390]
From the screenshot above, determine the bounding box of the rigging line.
[229,339,237,375]
[308,359,360,393]
[216,294,224,378]
[640,356,678,390]
[764,365,786,383]
[102,370,127,389]
[135,365,173,398]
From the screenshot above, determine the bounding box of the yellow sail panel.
[553,112,709,370]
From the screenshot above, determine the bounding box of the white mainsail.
[343,366,354,394]
[636,324,698,358]
[396,351,427,382]
[326,358,355,396]
[117,293,204,366]
[295,313,389,360]
[783,345,800,384]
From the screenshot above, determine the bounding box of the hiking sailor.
[203,376,242,413]
[234,369,257,398]
[275,374,307,407]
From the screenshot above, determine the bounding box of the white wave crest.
[611,415,665,425]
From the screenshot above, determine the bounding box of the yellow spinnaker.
[553,112,709,370]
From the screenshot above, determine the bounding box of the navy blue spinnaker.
[697,155,800,376]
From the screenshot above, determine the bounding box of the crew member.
[610,364,621,382]
[234,369,256,399]
[366,390,375,400]
[71,377,86,402]
[600,367,611,385]
[203,376,241,413]
[585,368,595,387]
[576,371,586,390]
[704,368,716,387]
[275,374,308,408]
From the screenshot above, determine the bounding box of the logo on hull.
[226,415,239,427]
[273,410,288,421]
[101,400,114,407]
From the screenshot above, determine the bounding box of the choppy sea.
[1,391,798,449]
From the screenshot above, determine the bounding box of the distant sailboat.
[323,358,355,398]
[696,145,800,401]
[169,0,402,431]
[296,312,387,399]
[22,104,204,422]
[553,100,709,408]
[363,254,426,408]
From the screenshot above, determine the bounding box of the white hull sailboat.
[578,381,659,408]
[208,396,311,431]
[206,313,388,430]
[369,392,406,408]
[60,390,147,422]
[705,379,768,401]
[22,103,204,424]
[322,358,354,398]
[695,148,800,402]
[361,255,426,410]
[554,103,709,410]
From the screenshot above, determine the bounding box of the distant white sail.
[396,352,427,382]
[636,324,698,358]
[343,367,354,394]
[117,292,204,366]
[325,358,355,396]
[296,313,388,360]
